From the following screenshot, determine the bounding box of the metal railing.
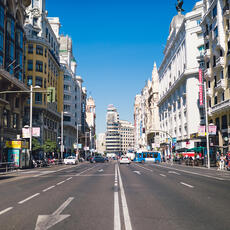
[0,162,18,174]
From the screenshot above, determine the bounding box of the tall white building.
[105,104,121,154]
[158,1,204,156]
[119,120,134,154]
[96,133,106,154]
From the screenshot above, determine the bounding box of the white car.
[64,156,78,165]
[119,156,131,164]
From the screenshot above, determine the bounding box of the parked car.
[90,156,105,163]
[119,156,131,164]
[64,156,78,165]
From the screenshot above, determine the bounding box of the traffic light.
[47,87,55,103]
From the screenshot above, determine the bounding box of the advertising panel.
[198,126,206,136]
[208,125,217,135]
[8,149,20,167]
[199,69,203,106]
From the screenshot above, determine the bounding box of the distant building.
[105,104,121,154]
[96,133,106,154]
[86,96,96,151]
[119,120,134,154]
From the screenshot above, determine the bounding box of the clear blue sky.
[46,0,198,134]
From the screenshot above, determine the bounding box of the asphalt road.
[0,161,229,230]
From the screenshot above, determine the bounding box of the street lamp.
[76,123,81,159]
[29,85,41,167]
[61,111,68,161]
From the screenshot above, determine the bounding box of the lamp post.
[76,124,81,159]
[29,85,41,167]
[203,83,210,169]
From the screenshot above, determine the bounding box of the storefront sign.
[6,141,22,148]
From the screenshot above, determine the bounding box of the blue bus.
[134,151,161,163]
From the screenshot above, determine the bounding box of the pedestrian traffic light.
[47,87,55,103]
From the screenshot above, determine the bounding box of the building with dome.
[158,1,205,156]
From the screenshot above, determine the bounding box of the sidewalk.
[160,161,230,180]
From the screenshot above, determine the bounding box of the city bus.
[134,151,162,163]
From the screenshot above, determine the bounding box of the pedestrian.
[219,153,225,170]
[216,152,220,170]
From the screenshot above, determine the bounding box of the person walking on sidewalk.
[219,153,225,170]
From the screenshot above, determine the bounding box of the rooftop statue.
[175,0,185,13]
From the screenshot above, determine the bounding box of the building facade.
[24,0,63,151]
[201,0,230,152]
[119,120,134,154]
[0,0,31,162]
[105,104,121,154]
[134,63,160,152]
[158,2,205,156]
[86,96,96,152]
[96,133,106,154]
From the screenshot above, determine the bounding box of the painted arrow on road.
[98,169,104,172]
[133,171,141,175]
[35,197,74,230]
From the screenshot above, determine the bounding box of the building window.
[27,76,33,86]
[36,61,43,72]
[35,76,43,87]
[214,76,217,87]
[28,60,33,71]
[205,42,209,50]
[35,92,42,104]
[212,5,217,18]
[209,99,211,107]
[28,44,33,54]
[213,55,216,67]
[13,113,19,129]
[222,115,227,129]
[220,70,224,79]
[208,81,211,88]
[214,96,218,105]
[64,116,71,122]
[36,45,43,55]
[0,5,4,29]
[222,92,225,102]
[214,26,218,38]
[45,48,47,57]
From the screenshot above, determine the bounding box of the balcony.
[204,49,211,59]
[223,4,230,18]
[215,79,226,91]
[206,88,213,98]
[209,99,230,115]
[215,56,224,69]
[204,68,211,80]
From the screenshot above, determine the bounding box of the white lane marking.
[76,165,98,176]
[0,207,13,215]
[56,181,65,185]
[133,164,153,172]
[18,193,40,204]
[33,165,77,177]
[118,165,132,230]
[98,169,104,172]
[151,164,226,181]
[43,186,55,192]
[114,164,121,230]
[133,171,141,175]
[35,197,74,230]
[180,182,194,188]
[168,171,180,175]
[66,177,72,181]
[160,174,166,177]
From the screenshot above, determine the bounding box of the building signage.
[22,127,40,138]
[199,69,203,106]
[198,126,205,136]
[208,125,217,135]
[6,141,22,148]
